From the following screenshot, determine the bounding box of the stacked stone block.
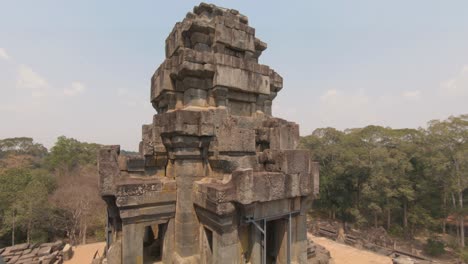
[0,241,71,264]
[98,3,319,264]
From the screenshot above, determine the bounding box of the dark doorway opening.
[143,223,167,263]
[265,219,285,264]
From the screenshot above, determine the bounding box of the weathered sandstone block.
[98,3,319,263]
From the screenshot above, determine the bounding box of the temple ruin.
[98,3,319,263]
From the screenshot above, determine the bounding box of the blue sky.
[1,1,467,150]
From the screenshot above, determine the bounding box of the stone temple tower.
[98,3,319,264]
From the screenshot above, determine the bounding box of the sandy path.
[310,235,392,264]
[64,242,106,264]
[63,238,392,264]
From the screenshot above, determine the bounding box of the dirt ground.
[310,235,393,264]
[64,238,392,264]
[64,242,106,264]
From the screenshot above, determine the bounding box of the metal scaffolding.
[245,211,300,264]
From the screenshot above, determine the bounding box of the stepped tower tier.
[98,3,319,264]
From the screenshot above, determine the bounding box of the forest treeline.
[0,114,466,250]
[301,114,468,247]
[0,136,105,248]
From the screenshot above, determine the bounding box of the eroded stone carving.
[99,3,319,263]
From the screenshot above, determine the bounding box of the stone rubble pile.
[307,238,332,264]
[355,226,394,248]
[0,241,72,264]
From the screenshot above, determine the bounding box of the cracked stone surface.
[98,3,319,264]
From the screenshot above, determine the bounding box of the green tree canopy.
[45,136,100,175]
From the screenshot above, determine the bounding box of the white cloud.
[64,81,86,96]
[319,89,340,103]
[16,65,49,97]
[402,90,421,99]
[0,48,10,60]
[440,65,468,96]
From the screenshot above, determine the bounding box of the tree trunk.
[451,192,460,244]
[459,190,465,247]
[442,219,446,235]
[357,181,361,209]
[78,218,82,245]
[456,159,465,248]
[11,211,15,246]
[387,208,391,230]
[403,199,408,229]
[374,212,378,228]
[27,220,31,244]
[443,192,447,234]
[82,220,87,245]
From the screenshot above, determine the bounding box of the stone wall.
[98,3,319,264]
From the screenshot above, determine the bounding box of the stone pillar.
[293,214,308,264]
[162,218,175,263]
[165,135,211,261]
[275,219,288,264]
[213,228,240,264]
[122,223,144,264]
[250,224,262,264]
[174,159,203,257]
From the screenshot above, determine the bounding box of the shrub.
[460,248,468,263]
[424,238,445,256]
[388,225,404,238]
[94,228,106,242]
